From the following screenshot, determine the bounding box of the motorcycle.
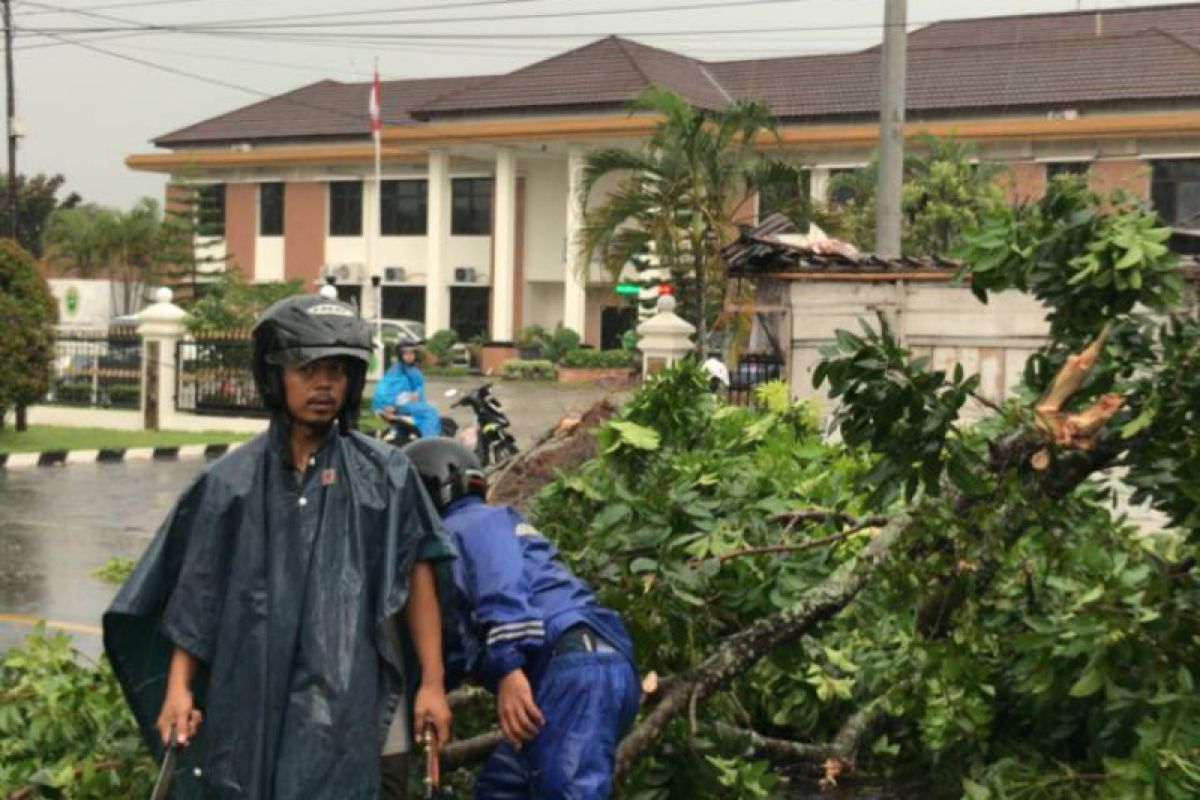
[444,383,519,467]
[376,411,458,448]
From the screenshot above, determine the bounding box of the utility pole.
[4,0,17,240]
[876,0,907,259]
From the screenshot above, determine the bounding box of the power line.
[15,0,232,18]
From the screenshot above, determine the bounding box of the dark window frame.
[1045,161,1091,181]
[329,180,364,237]
[1151,159,1200,230]
[381,179,428,236]
[196,183,226,238]
[452,177,493,236]
[259,182,284,237]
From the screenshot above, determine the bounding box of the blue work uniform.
[372,363,441,437]
[441,496,640,800]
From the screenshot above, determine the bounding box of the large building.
[129,3,1200,346]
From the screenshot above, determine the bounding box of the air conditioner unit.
[384,266,406,283]
[454,267,477,284]
[320,262,363,283]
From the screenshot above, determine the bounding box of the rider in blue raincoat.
[373,341,441,438]
[401,438,640,800]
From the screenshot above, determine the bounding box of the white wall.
[525,281,566,330]
[784,281,1049,407]
[254,236,284,282]
[524,159,569,282]
[49,279,118,328]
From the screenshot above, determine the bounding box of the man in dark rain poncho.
[103,294,456,799]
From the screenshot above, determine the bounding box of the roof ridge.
[610,36,655,88]
[1149,24,1200,56]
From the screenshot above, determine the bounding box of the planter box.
[480,345,518,377]
[555,366,636,384]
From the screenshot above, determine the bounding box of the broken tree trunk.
[487,396,619,509]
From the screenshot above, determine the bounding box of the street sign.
[614,282,640,296]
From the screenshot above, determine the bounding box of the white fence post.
[135,288,189,431]
[636,294,696,377]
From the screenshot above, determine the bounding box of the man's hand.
[413,682,452,746]
[381,406,398,422]
[156,686,202,747]
[496,669,544,748]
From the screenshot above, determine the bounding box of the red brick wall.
[1001,162,1046,203]
[1092,160,1150,201]
[284,182,325,289]
[224,183,256,277]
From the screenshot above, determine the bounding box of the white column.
[425,150,451,333]
[563,146,588,338]
[136,287,189,431]
[810,167,831,206]
[491,147,518,343]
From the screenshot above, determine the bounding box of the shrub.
[501,359,556,381]
[540,326,582,363]
[426,329,458,363]
[558,349,639,369]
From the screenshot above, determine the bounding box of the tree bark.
[614,511,912,777]
[15,402,25,432]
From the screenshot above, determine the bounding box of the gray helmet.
[251,294,373,424]
[402,438,486,511]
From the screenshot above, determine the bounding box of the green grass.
[0,425,253,454]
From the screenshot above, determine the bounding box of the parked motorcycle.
[376,410,458,448]
[444,383,518,467]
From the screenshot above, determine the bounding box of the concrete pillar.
[810,167,831,205]
[136,287,189,431]
[425,150,451,333]
[491,147,518,343]
[636,294,696,377]
[563,147,588,337]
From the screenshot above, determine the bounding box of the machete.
[150,724,180,800]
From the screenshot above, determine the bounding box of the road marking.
[0,612,103,636]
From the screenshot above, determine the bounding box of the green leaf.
[1069,665,1104,698]
[605,420,661,452]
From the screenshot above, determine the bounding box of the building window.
[260,182,284,236]
[1046,161,1090,181]
[196,184,225,237]
[452,177,493,236]
[1152,160,1200,230]
[759,170,811,221]
[329,180,363,237]
[381,179,427,236]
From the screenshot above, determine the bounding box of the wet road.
[0,378,618,657]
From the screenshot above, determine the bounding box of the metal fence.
[727,353,784,406]
[45,328,143,409]
[176,333,267,416]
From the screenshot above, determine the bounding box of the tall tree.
[158,181,227,301]
[0,172,81,257]
[0,240,57,431]
[579,87,810,351]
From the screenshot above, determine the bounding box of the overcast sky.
[8,0,1173,207]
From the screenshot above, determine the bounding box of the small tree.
[826,134,1004,256]
[185,268,304,334]
[0,240,57,431]
[158,182,227,301]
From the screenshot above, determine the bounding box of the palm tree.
[44,199,165,315]
[579,87,810,352]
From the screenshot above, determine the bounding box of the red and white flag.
[369,63,382,137]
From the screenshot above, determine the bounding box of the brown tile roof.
[153,3,1200,147]
[904,3,1200,50]
[154,75,488,147]
[713,28,1200,120]
[413,36,730,117]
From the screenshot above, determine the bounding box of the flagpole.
[370,59,383,358]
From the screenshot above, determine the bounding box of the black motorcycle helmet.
[402,437,487,511]
[251,294,374,431]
